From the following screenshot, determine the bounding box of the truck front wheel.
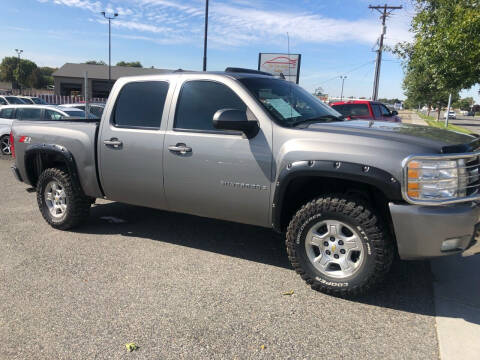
[286,195,393,296]
[36,168,91,230]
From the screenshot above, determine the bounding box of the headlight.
[405,159,468,201]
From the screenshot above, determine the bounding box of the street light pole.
[203,0,209,71]
[14,49,23,90]
[340,75,347,100]
[101,11,118,83]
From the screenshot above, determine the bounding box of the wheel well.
[279,176,393,233]
[25,151,70,187]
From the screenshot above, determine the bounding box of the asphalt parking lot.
[0,155,440,359]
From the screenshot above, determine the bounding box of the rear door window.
[0,97,7,105]
[17,108,42,120]
[114,81,169,129]
[331,104,370,117]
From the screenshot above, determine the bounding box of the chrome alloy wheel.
[0,136,10,155]
[44,181,67,218]
[305,220,364,279]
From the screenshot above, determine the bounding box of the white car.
[0,104,94,155]
[0,95,27,106]
[444,111,457,119]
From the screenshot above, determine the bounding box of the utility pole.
[203,0,209,71]
[14,49,23,90]
[340,75,347,100]
[369,4,402,101]
[445,93,452,127]
[101,11,118,84]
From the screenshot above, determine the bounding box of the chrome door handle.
[168,144,192,155]
[103,138,123,148]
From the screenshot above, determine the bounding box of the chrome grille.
[465,156,480,196]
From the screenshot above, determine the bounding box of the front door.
[98,80,171,209]
[163,78,273,227]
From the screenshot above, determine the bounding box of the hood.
[307,120,478,153]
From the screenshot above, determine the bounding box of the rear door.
[98,79,172,209]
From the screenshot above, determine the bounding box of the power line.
[318,60,375,84]
[369,4,402,100]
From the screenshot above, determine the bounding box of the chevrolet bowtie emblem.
[331,245,336,252]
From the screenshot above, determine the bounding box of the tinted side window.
[175,81,247,131]
[371,104,382,118]
[0,108,15,119]
[331,104,370,117]
[0,98,7,105]
[17,108,42,120]
[114,81,169,128]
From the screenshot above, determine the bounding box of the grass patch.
[417,112,473,135]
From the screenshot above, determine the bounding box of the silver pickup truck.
[10,70,480,296]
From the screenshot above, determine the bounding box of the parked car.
[10,70,480,296]
[0,105,94,155]
[444,111,457,119]
[330,100,402,122]
[60,102,105,118]
[18,96,48,105]
[0,95,27,106]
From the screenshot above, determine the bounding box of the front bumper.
[389,202,480,259]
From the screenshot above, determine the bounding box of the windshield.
[5,96,26,104]
[32,97,47,104]
[238,77,343,127]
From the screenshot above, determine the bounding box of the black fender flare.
[271,160,402,232]
[24,143,82,192]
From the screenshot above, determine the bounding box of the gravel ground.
[0,156,439,359]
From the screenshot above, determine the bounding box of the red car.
[330,100,401,122]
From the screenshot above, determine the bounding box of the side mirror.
[391,110,398,116]
[213,109,259,138]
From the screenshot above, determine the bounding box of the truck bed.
[11,120,103,198]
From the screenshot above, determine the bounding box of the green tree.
[85,60,106,65]
[39,66,57,87]
[13,59,37,88]
[26,68,44,89]
[392,0,478,119]
[453,97,474,110]
[406,0,480,91]
[116,61,143,68]
[0,56,20,84]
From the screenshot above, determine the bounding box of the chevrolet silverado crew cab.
[10,70,480,296]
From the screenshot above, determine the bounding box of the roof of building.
[52,63,173,80]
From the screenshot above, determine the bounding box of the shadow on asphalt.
[76,201,436,316]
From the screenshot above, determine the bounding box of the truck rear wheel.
[36,168,91,230]
[286,195,393,296]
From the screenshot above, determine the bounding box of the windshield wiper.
[292,115,344,127]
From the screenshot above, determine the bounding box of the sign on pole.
[258,53,301,84]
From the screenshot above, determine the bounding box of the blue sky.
[1,0,478,101]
